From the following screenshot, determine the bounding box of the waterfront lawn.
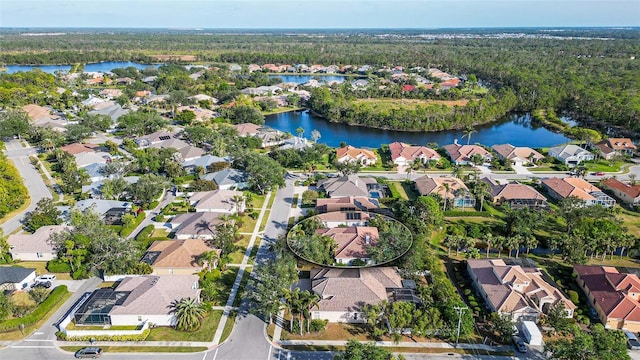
[146,310,222,342]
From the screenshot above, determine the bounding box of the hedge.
[119,212,146,237]
[0,285,68,331]
[57,329,150,341]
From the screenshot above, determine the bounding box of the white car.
[37,274,56,283]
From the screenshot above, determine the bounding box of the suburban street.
[1,139,52,235]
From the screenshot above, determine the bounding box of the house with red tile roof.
[316,226,378,265]
[594,138,637,159]
[336,146,377,166]
[60,142,101,155]
[468,259,575,322]
[574,265,640,332]
[401,84,416,92]
[541,177,615,207]
[602,178,640,207]
[482,178,548,210]
[389,141,440,167]
[443,141,492,165]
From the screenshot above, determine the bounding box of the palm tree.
[440,182,451,211]
[471,180,491,212]
[283,288,302,333]
[451,164,463,179]
[483,233,494,258]
[232,194,245,215]
[311,129,321,143]
[198,250,220,272]
[296,127,305,139]
[464,127,477,145]
[170,297,206,331]
[299,290,320,334]
[524,235,539,255]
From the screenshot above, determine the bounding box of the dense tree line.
[0,153,29,220]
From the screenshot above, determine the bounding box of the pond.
[264,111,571,149]
[4,61,160,74]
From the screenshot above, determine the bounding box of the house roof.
[88,101,128,120]
[177,145,205,160]
[389,142,440,162]
[541,177,603,201]
[605,138,637,150]
[74,199,132,216]
[8,225,70,254]
[150,138,191,151]
[22,104,60,123]
[602,178,640,199]
[574,265,640,322]
[469,259,575,314]
[483,178,547,202]
[318,175,377,198]
[316,226,379,260]
[315,197,379,212]
[182,155,229,169]
[491,144,544,162]
[202,168,249,187]
[61,143,100,155]
[336,146,377,162]
[172,212,225,238]
[137,131,178,145]
[190,190,244,212]
[0,267,36,284]
[233,123,262,137]
[443,143,490,163]
[414,175,469,198]
[549,145,593,159]
[142,240,219,269]
[310,267,402,312]
[316,211,371,223]
[109,275,200,316]
[75,151,111,168]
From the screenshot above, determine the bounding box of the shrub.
[0,285,68,331]
[204,269,222,281]
[29,288,50,304]
[568,290,580,305]
[463,289,472,296]
[221,271,237,286]
[58,329,150,341]
[47,259,71,273]
[120,212,146,237]
[135,225,154,240]
[309,319,328,333]
[72,267,88,280]
[469,301,479,308]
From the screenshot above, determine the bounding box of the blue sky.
[2,0,639,28]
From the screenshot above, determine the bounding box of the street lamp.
[454,306,468,348]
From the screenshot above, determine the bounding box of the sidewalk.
[279,339,512,352]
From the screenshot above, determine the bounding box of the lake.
[264,111,571,149]
[268,74,346,84]
[4,61,159,74]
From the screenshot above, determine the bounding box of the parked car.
[37,274,56,283]
[74,347,102,358]
[512,336,527,353]
[625,331,640,350]
[595,172,605,176]
[31,281,51,289]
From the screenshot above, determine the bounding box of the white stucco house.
[548,144,594,167]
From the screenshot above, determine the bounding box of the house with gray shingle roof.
[548,144,594,167]
[202,168,249,190]
[0,267,37,291]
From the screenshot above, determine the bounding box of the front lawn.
[146,310,222,342]
[13,261,72,280]
[585,160,624,172]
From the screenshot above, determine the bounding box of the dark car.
[512,336,527,353]
[74,347,102,358]
[31,281,51,289]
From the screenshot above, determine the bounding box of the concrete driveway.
[51,279,87,292]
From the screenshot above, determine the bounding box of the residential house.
[83,162,110,182]
[309,267,403,323]
[315,197,380,213]
[99,89,123,99]
[22,104,67,132]
[336,146,377,166]
[82,176,139,199]
[240,86,281,96]
[317,226,378,265]
[351,79,369,89]
[61,142,102,155]
[315,211,371,228]
[541,177,615,207]
[189,190,245,214]
[602,178,640,207]
[468,259,575,322]
[72,275,200,327]
[170,212,225,240]
[70,199,132,225]
[548,145,594,167]
[594,138,637,159]
[414,175,475,208]
[491,144,544,166]
[142,240,220,275]
[389,142,440,167]
[74,151,112,168]
[318,175,382,198]
[89,101,128,121]
[189,94,218,104]
[7,225,69,261]
[278,137,312,151]
[247,64,262,73]
[255,129,288,148]
[201,168,249,190]
[482,178,548,209]
[0,267,37,292]
[81,96,106,107]
[182,155,229,174]
[443,141,492,165]
[115,77,134,85]
[135,131,179,148]
[233,123,262,137]
[574,265,640,332]
[177,105,216,122]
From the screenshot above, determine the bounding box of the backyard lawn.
[12,261,72,280]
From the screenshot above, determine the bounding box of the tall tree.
[22,198,62,233]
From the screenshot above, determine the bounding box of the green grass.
[146,310,222,342]
[292,194,299,208]
[60,346,208,353]
[388,182,405,199]
[248,245,259,264]
[0,291,72,340]
[258,210,270,232]
[211,268,240,305]
[12,261,72,280]
[246,192,265,209]
[262,106,303,115]
[266,192,277,209]
[585,160,624,172]
[400,181,420,200]
[239,215,258,233]
[232,271,252,307]
[220,310,237,343]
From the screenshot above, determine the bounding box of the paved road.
[127,190,175,239]
[1,140,51,235]
[214,178,295,360]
